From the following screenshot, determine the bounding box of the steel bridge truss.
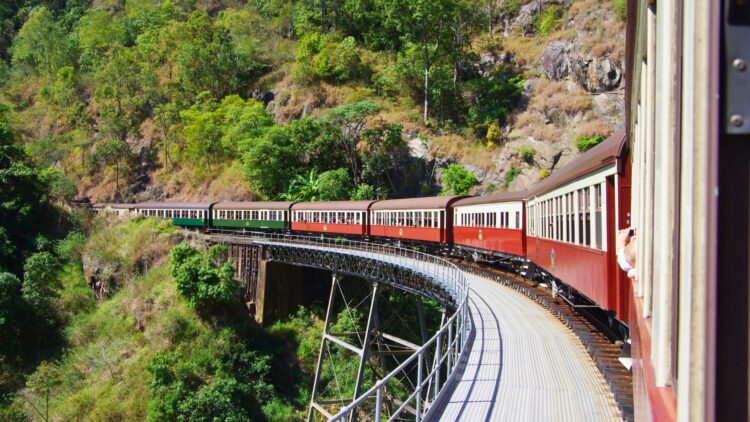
[208,231,471,421]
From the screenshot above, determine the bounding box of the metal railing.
[207,229,472,421]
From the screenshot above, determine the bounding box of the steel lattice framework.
[208,230,472,421]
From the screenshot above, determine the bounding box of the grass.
[430,133,496,172]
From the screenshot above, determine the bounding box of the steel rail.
[207,229,472,421]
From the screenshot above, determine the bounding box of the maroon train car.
[291,201,376,236]
[451,191,527,257]
[369,196,467,244]
[524,132,629,317]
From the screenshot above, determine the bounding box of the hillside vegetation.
[1,213,338,420]
[0,0,624,202]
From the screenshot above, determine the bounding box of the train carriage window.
[516,211,520,229]
[439,210,445,228]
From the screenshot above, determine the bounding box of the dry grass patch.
[530,79,591,114]
[430,133,495,172]
[503,36,546,67]
[574,119,613,138]
[529,124,562,142]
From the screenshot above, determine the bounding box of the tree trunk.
[488,0,494,36]
[423,41,429,124]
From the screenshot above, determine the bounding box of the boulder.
[511,1,543,35]
[541,41,573,80]
[571,56,622,93]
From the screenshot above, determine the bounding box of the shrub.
[170,244,240,312]
[441,164,478,196]
[539,168,550,179]
[576,134,606,151]
[536,5,564,36]
[518,146,536,162]
[351,183,387,200]
[317,168,352,201]
[56,231,87,261]
[486,123,501,147]
[503,166,522,189]
[467,70,524,137]
[614,0,627,20]
[295,33,364,84]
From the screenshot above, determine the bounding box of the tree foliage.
[440,164,478,195]
[170,243,240,312]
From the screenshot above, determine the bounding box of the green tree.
[351,183,387,200]
[361,122,408,195]
[0,272,23,358]
[327,100,380,185]
[22,252,61,317]
[466,70,524,136]
[170,244,239,312]
[21,360,61,422]
[11,7,73,76]
[318,168,353,201]
[94,138,134,193]
[441,164,477,195]
[281,169,322,202]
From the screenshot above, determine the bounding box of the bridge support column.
[255,260,305,326]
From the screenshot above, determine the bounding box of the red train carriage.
[291,201,376,236]
[525,131,630,319]
[369,196,467,244]
[452,191,527,257]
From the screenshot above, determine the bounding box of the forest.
[0,0,625,419]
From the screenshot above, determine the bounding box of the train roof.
[370,195,468,210]
[136,202,214,210]
[452,191,527,207]
[213,201,295,210]
[292,200,377,211]
[93,203,135,209]
[527,130,626,198]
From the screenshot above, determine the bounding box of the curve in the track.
[436,273,622,421]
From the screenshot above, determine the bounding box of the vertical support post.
[308,273,341,422]
[417,299,432,373]
[416,353,423,422]
[375,387,382,421]
[350,281,380,422]
[448,318,453,373]
[433,308,446,401]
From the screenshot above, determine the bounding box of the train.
[92,1,750,419]
[94,130,631,330]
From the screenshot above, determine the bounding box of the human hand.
[617,228,632,250]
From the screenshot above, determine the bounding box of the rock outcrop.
[571,56,622,93]
[541,41,573,80]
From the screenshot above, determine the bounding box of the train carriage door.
[606,175,622,319]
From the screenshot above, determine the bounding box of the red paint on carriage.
[453,227,526,256]
[527,236,614,311]
[291,221,368,236]
[369,225,446,243]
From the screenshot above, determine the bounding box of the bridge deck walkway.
[437,274,622,421]
[247,238,621,420]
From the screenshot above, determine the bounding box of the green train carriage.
[135,202,213,227]
[211,201,294,230]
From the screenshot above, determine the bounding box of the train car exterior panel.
[213,219,288,230]
[453,227,525,256]
[527,236,611,311]
[292,222,367,236]
[369,225,444,243]
[172,217,208,227]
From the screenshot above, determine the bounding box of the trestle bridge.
[208,231,623,421]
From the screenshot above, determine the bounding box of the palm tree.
[280,169,321,201]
